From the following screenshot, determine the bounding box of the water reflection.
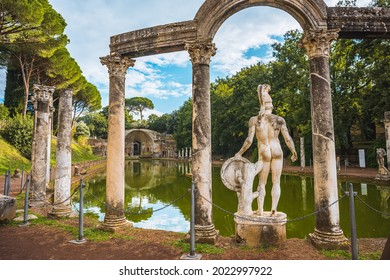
[76,160,390,238]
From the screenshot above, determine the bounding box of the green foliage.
[125,97,154,121]
[80,112,108,139]
[74,121,90,139]
[1,114,33,158]
[148,113,177,134]
[174,99,192,149]
[172,240,224,255]
[0,104,9,120]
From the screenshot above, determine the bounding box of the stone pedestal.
[0,195,16,223]
[309,229,350,250]
[234,212,287,247]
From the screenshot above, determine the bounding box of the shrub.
[1,114,34,159]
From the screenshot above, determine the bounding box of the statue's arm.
[281,121,297,162]
[235,117,256,157]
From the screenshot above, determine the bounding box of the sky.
[0,0,372,118]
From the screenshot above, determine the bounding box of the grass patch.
[321,249,382,260]
[0,136,30,173]
[172,239,224,255]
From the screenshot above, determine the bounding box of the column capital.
[32,84,55,110]
[300,29,339,58]
[185,39,217,65]
[63,89,73,99]
[100,53,135,77]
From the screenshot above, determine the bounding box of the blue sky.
[0,0,372,118]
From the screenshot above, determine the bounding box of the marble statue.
[220,157,263,215]
[376,148,389,176]
[235,84,297,216]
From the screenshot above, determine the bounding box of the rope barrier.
[197,192,348,224]
[355,194,390,217]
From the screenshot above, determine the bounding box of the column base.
[308,228,349,250]
[101,216,132,233]
[235,211,287,247]
[185,224,218,244]
[49,205,74,218]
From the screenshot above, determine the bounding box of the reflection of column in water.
[377,186,390,219]
[361,183,368,196]
[301,176,307,211]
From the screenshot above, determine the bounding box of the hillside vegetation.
[0,136,101,174]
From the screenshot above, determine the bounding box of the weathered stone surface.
[235,212,287,247]
[186,40,218,243]
[0,195,16,223]
[30,84,55,208]
[328,7,390,39]
[221,157,262,216]
[100,54,135,230]
[52,90,73,217]
[385,111,390,168]
[110,20,197,57]
[235,84,297,216]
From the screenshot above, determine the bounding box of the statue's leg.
[270,158,283,216]
[255,162,270,216]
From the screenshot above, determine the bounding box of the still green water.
[76,160,390,238]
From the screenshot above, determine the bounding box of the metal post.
[20,166,24,192]
[4,170,10,196]
[70,178,86,244]
[190,181,196,256]
[180,181,201,260]
[348,182,358,260]
[22,175,30,226]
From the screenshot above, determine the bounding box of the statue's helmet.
[257,84,273,112]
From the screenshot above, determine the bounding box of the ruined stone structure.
[52,90,73,217]
[30,84,55,207]
[125,129,176,158]
[102,0,390,246]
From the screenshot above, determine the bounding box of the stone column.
[30,84,55,207]
[300,137,305,170]
[385,111,390,168]
[52,90,73,217]
[301,29,348,249]
[185,39,218,243]
[100,54,135,231]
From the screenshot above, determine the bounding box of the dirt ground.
[0,220,387,260]
[0,165,389,260]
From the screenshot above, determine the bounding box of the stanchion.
[20,175,30,227]
[20,166,24,192]
[181,181,202,260]
[347,182,359,260]
[4,169,10,196]
[69,178,86,245]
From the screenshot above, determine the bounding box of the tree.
[0,0,68,116]
[72,78,102,123]
[174,99,192,149]
[125,97,154,121]
[148,113,177,134]
[0,0,45,43]
[80,111,108,139]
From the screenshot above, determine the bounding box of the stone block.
[234,212,287,248]
[0,194,17,223]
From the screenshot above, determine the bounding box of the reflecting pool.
[74,160,390,238]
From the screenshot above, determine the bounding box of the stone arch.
[195,0,328,40]
[125,129,155,157]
